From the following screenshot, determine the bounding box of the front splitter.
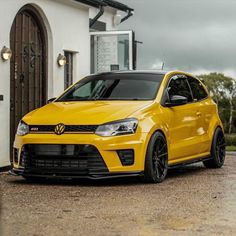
[9,168,143,180]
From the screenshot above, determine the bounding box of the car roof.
[93,70,168,76]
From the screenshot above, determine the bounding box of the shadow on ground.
[6,163,207,187]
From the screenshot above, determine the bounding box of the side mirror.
[47,97,56,104]
[165,95,188,107]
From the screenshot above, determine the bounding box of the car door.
[163,75,200,162]
[187,76,212,155]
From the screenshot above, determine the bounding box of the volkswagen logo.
[54,123,65,135]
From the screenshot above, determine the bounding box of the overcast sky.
[119,0,236,78]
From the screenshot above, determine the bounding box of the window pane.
[188,77,208,101]
[91,33,132,73]
[64,52,73,90]
[168,77,193,102]
[58,73,164,101]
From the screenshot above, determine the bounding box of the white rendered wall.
[0,0,116,167]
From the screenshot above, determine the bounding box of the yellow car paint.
[12,70,223,175]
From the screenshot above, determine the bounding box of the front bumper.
[9,168,143,180]
[12,132,149,178]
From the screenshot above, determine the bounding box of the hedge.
[225,134,236,147]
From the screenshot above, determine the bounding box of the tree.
[197,73,236,134]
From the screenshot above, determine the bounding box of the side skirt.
[168,155,212,169]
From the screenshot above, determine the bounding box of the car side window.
[167,76,193,103]
[188,77,208,101]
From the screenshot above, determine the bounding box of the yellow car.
[11,71,225,183]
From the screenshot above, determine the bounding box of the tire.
[203,127,226,168]
[143,131,168,183]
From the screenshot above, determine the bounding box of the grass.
[226,146,236,151]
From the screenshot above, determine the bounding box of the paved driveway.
[1,154,236,236]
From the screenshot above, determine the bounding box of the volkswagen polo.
[11,71,225,183]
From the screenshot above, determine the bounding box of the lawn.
[226,146,236,151]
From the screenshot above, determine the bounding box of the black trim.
[89,20,106,31]
[20,144,109,175]
[187,76,209,102]
[9,168,143,180]
[74,0,133,12]
[89,5,104,28]
[117,149,134,166]
[121,10,133,23]
[0,165,12,172]
[168,155,212,169]
[29,125,99,134]
[161,74,209,107]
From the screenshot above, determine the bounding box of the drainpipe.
[90,4,105,28]
[121,10,133,23]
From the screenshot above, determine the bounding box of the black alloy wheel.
[203,127,226,168]
[144,131,168,183]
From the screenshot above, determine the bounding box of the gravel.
[1,155,236,236]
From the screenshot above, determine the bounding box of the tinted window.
[188,77,208,101]
[57,73,164,101]
[168,76,193,102]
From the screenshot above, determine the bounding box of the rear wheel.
[144,131,168,183]
[203,127,226,168]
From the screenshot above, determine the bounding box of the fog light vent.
[117,149,134,166]
[13,148,18,164]
[19,146,27,167]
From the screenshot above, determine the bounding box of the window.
[188,77,208,101]
[167,76,193,102]
[57,73,164,101]
[64,51,73,90]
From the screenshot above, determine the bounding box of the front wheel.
[143,131,168,183]
[203,127,226,168]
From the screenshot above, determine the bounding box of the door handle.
[196,111,201,117]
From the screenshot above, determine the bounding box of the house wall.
[0,0,117,167]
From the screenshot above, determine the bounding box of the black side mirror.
[47,97,56,104]
[165,95,188,107]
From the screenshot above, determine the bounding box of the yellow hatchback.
[11,71,226,183]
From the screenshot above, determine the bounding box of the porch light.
[57,54,66,67]
[1,46,12,61]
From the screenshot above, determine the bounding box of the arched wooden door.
[10,5,47,158]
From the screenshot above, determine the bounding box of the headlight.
[17,121,29,136]
[95,118,138,137]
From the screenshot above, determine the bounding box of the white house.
[0,0,134,168]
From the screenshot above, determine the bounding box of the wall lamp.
[1,46,12,61]
[57,53,66,67]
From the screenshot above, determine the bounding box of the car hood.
[23,101,154,125]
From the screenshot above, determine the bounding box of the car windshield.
[57,73,164,101]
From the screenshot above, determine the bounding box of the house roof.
[74,0,133,12]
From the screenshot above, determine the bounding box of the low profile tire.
[203,127,226,168]
[143,131,168,183]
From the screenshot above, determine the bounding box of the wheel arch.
[143,128,168,166]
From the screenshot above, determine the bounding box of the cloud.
[119,0,236,78]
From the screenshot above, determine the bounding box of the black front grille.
[29,125,98,133]
[21,144,108,175]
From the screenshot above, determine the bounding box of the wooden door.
[10,5,47,159]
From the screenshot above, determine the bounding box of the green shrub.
[225,134,236,146]
[226,146,236,151]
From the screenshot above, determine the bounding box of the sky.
[119,0,236,78]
